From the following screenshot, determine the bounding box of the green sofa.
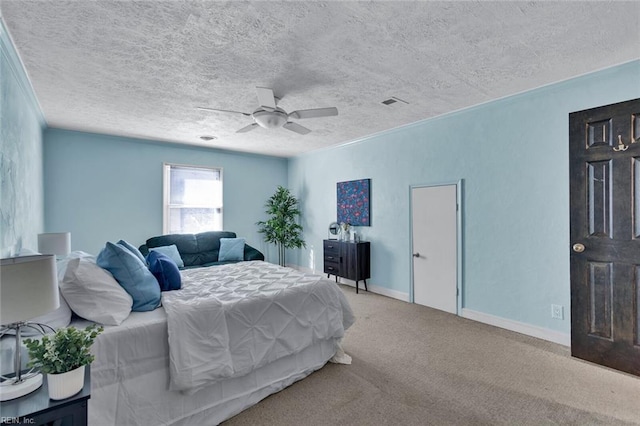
[139,231,264,269]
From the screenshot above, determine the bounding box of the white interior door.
[411,184,458,314]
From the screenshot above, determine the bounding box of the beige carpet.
[224,286,640,425]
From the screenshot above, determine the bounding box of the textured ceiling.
[1,1,639,157]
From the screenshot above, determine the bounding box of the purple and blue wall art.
[337,179,371,226]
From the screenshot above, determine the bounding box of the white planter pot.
[47,365,85,400]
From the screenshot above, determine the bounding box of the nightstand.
[0,366,90,426]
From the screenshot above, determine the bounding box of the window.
[163,163,222,234]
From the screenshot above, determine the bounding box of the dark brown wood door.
[570,98,640,376]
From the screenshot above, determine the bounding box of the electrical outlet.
[551,304,564,320]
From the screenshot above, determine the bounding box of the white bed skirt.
[83,310,339,425]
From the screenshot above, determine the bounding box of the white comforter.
[162,261,355,393]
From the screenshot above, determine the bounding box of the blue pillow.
[218,238,245,262]
[97,242,161,312]
[146,251,182,292]
[149,244,184,268]
[117,239,146,265]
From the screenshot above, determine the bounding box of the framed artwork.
[337,179,371,226]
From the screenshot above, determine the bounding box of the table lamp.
[37,232,71,258]
[0,255,59,401]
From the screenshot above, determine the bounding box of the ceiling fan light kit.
[253,108,288,129]
[198,87,338,135]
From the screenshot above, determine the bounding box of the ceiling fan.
[198,87,338,135]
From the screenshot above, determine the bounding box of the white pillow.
[57,251,96,281]
[60,257,133,326]
[21,292,73,335]
[17,247,39,256]
[4,292,73,337]
[0,337,29,375]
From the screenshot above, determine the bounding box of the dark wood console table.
[323,240,370,293]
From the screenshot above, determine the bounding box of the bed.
[72,260,355,425]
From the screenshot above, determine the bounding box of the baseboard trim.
[461,308,570,347]
[286,264,410,302]
[337,279,410,302]
[285,265,568,345]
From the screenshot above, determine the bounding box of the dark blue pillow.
[146,251,182,292]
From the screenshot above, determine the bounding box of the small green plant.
[24,324,103,374]
[256,185,306,266]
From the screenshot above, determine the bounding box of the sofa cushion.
[218,238,246,262]
[149,244,184,268]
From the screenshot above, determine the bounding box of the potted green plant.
[24,324,103,400]
[256,185,306,266]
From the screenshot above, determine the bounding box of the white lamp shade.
[38,232,71,256]
[0,255,60,325]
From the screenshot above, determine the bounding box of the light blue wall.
[0,19,46,256]
[5,5,638,336]
[288,60,640,334]
[43,129,288,259]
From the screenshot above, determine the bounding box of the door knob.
[413,253,420,258]
[572,243,585,253]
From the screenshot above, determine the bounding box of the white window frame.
[162,163,223,234]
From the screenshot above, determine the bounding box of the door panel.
[412,184,457,314]
[634,158,640,238]
[570,98,640,376]
[636,266,640,345]
[587,261,612,339]
[586,160,612,237]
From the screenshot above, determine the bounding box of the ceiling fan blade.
[197,107,251,116]
[256,87,277,110]
[289,107,338,120]
[236,123,259,133]
[283,122,311,135]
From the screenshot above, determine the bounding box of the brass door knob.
[572,243,585,253]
